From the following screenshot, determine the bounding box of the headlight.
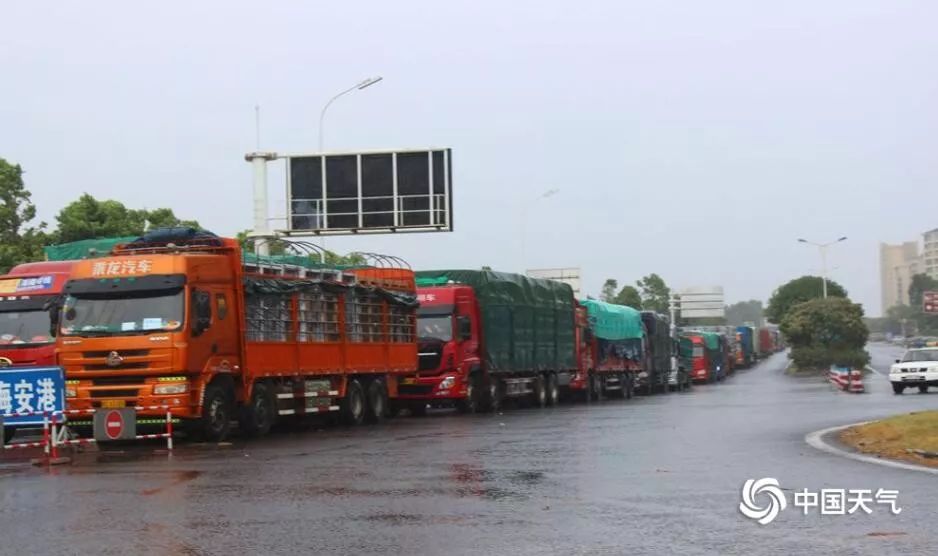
[439,376,456,390]
[154,383,188,395]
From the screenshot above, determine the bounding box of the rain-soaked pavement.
[2,344,937,555]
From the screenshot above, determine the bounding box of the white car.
[889,348,938,394]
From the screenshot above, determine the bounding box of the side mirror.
[45,295,64,338]
[191,290,212,337]
[895,359,901,364]
[456,315,472,341]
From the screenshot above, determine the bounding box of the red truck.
[0,261,75,368]
[397,270,640,414]
[758,327,776,356]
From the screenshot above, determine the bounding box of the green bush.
[790,346,869,370]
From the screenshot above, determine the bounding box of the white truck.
[889,348,938,394]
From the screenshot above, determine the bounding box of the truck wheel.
[3,428,14,445]
[919,384,929,394]
[533,375,547,408]
[892,383,904,395]
[625,374,634,399]
[340,379,366,425]
[456,374,480,414]
[365,379,388,424]
[198,382,234,442]
[241,382,276,437]
[546,373,560,406]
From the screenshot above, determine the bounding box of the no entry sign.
[93,408,136,441]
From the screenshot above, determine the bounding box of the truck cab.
[398,285,480,412]
[0,261,74,368]
[684,334,709,382]
[56,233,242,436]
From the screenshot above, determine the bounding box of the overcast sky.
[3,1,936,316]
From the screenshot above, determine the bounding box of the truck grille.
[90,389,139,398]
[399,384,434,396]
[418,347,443,371]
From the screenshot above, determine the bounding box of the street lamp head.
[837,236,847,242]
[542,189,560,198]
[797,238,808,243]
[357,76,383,90]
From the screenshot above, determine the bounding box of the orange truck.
[55,229,418,440]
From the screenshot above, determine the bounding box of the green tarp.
[415,269,576,373]
[698,331,721,351]
[43,237,136,261]
[579,299,644,340]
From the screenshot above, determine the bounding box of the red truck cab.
[0,261,74,368]
[397,285,481,412]
[685,335,708,382]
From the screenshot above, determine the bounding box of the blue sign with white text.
[0,366,65,426]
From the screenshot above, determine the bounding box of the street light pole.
[315,76,383,264]
[797,236,847,298]
[520,189,560,271]
[318,76,383,152]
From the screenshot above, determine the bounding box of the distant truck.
[758,327,776,356]
[685,331,725,383]
[580,299,641,400]
[735,326,756,367]
[55,229,419,440]
[640,311,675,394]
[402,270,583,412]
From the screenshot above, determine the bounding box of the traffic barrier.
[52,405,174,452]
[828,367,865,393]
[1,410,51,454]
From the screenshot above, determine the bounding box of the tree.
[144,207,200,230]
[600,278,618,303]
[0,158,47,273]
[54,194,200,243]
[780,297,869,369]
[765,276,847,324]
[725,300,764,327]
[636,273,670,314]
[614,285,642,309]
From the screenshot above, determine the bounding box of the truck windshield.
[0,310,53,346]
[418,315,453,342]
[61,289,185,336]
[693,347,704,358]
[901,349,938,363]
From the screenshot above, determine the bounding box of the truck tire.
[198,381,234,442]
[919,384,929,394]
[533,375,547,408]
[365,379,388,424]
[241,382,276,437]
[546,373,560,406]
[456,374,480,414]
[3,428,14,445]
[340,379,366,425]
[625,373,634,399]
[892,383,904,395]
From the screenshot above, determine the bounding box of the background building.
[880,241,921,312]
[923,228,938,280]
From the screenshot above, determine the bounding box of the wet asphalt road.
[2,344,937,555]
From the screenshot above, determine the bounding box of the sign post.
[924,291,938,315]
[0,366,65,427]
[93,408,137,441]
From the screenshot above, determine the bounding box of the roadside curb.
[805,422,938,476]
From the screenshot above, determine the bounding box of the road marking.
[805,422,938,476]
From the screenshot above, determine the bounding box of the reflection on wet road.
[2,345,936,554]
